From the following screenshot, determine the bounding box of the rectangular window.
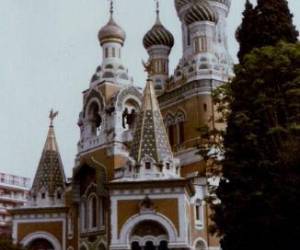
[145,162,151,170]
[105,48,109,58]
[195,201,204,229]
[112,47,116,57]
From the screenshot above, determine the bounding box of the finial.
[49,109,59,127]
[155,0,161,24]
[109,0,114,18]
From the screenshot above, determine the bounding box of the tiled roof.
[31,124,66,196]
[130,79,173,164]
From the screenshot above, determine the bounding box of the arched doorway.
[27,238,54,250]
[130,220,169,250]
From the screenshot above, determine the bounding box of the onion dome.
[98,16,126,46]
[210,0,231,8]
[175,0,190,12]
[143,5,174,50]
[98,2,125,46]
[184,0,218,25]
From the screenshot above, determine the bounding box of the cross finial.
[49,109,59,127]
[109,0,114,17]
[155,0,160,23]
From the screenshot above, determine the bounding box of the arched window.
[158,241,168,250]
[100,198,105,226]
[89,195,98,229]
[81,200,88,231]
[98,243,106,250]
[195,199,203,228]
[175,111,186,145]
[164,114,175,147]
[131,242,141,250]
[145,241,155,250]
[88,102,102,136]
[195,240,207,250]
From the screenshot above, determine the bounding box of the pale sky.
[1,0,299,180]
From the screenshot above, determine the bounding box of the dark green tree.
[237,0,299,61]
[211,42,300,250]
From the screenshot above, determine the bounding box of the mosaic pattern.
[130,81,173,164]
[32,126,66,196]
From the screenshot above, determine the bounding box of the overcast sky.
[1,0,299,180]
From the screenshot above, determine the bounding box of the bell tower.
[158,0,232,166]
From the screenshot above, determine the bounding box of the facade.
[0,172,30,236]
[11,1,232,250]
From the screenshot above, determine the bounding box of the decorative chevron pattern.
[143,20,174,49]
[175,0,231,13]
[184,0,218,25]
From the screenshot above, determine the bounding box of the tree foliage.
[211,42,300,250]
[237,0,299,61]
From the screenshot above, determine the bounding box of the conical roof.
[130,79,173,164]
[31,116,66,197]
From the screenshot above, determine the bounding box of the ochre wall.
[18,221,63,244]
[117,198,179,236]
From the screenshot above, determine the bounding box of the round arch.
[119,213,177,245]
[21,231,62,250]
[115,86,142,111]
[79,242,89,250]
[193,237,208,250]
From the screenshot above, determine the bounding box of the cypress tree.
[236,0,299,60]
[211,42,300,250]
[236,0,256,61]
[209,1,300,250]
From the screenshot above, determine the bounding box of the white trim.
[130,234,168,246]
[21,231,62,250]
[193,237,208,250]
[13,217,66,250]
[118,213,177,246]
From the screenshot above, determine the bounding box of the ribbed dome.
[210,0,231,8]
[143,19,174,50]
[98,17,126,45]
[184,0,218,25]
[175,0,190,12]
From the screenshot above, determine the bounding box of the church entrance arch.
[21,231,62,250]
[130,220,169,250]
[27,238,54,250]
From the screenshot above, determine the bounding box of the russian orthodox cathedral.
[11,1,232,250]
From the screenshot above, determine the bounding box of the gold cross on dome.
[49,109,59,126]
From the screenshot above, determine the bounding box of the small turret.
[118,76,180,181]
[90,0,132,86]
[143,0,174,94]
[30,110,66,207]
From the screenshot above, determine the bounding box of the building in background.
[11,1,232,250]
[0,172,30,236]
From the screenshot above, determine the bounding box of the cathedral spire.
[31,111,66,205]
[130,79,173,164]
